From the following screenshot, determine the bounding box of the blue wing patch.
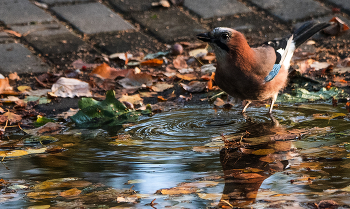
[264,64,281,82]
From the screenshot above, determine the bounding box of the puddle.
[1,104,350,208]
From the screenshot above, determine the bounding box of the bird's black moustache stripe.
[214,40,230,52]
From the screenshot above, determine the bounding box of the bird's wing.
[263,36,295,82]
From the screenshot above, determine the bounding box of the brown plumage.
[197,22,331,113]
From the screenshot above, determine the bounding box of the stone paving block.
[131,8,207,43]
[184,0,252,19]
[210,13,287,45]
[250,0,331,22]
[0,0,54,25]
[11,23,87,55]
[91,31,165,54]
[0,43,49,74]
[108,0,155,12]
[326,0,350,14]
[0,32,14,44]
[39,0,90,5]
[52,3,135,34]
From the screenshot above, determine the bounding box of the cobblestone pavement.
[0,0,350,75]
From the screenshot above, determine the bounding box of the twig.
[3,120,8,131]
[221,200,234,208]
[209,91,226,102]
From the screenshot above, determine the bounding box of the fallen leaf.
[158,96,167,101]
[152,82,174,92]
[0,78,13,94]
[252,149,275,155]
[173,56,188,69]
[90,63,129,80]
[189,48,208,58]
[51,77,92,98]
[118,94,143,105]
[56,108,79,119]
[201,64,216,74]
[141,59,163,67]
[0,111,22,124]
[178,68,194,74]
[17,85,32,92]
[119,69,153,89]
[213,98,225,107]
[313,113,346,120]
[25,122,65,136]
[180,81,207,92]
[71,59,98,69]
[60,188,81,198]
[323,17,350,36]
[176,73,197,81]
[8,72,20,81]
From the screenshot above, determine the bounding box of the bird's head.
[197,27,235,53]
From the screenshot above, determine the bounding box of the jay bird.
[197,22,331,114]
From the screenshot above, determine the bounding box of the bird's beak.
[197,32,212,42]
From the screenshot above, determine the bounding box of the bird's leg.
[242,100,251,113]
[268,94,278,114]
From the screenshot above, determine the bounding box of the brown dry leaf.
[0,150,28,157]
[176,73,197,81]
[0,78,13,94]
[156,187,198,195]
[56,108,79,119]
[90,63,129,80]
[180,81,207,93]
[8,72,20,81]
[139,91,158,97]
[152,82,174,92]
[119,69,153,89]
[189,48,208,58]
[71,59,98,69]
[51,77,92,98]
[0,111,22,124]
[118,94,143,105]
[323,17,350,36]
[173,56,188,69]
[0,107,4,113]
[213,98,225,107]
[141,59,163,67]
[60,188,82,198]
[312,113,346,120]
[24,122,65,136]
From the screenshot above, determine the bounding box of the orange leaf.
[91,63,128,80]
[141,59,163,67]
[157,96,167,101]
[59,188,81,197]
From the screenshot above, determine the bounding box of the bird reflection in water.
[218,115,298,208]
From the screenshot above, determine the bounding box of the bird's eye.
[221,33,229,40]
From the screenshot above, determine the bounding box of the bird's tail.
[293,21,332,48]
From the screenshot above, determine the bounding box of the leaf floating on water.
[27,191,59,200]
[197,193,222,201]
[312,113,346,120]
[251,149,275,156]
[60,188,82,198]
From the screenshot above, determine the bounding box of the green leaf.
[71,90,141,129]
[34,116,54,127]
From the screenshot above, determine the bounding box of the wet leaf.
[25,122,65,136]
[60,188,82,197]
[313,113,346,120]
[277,87,342,103]
[180,81,207,93]
[0,111,22,124]
[201,64,216,74]
[197,193,221,201]
[214,98,225,107]
[0,150,28,157]
[27,191,59,200]
[27,205,51,209]
[178,68,194,74]
[71,90,141,128]
[56,108,79,119]
[252,149,275,155]
[34,116,55,127]
[51,77,92,98]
